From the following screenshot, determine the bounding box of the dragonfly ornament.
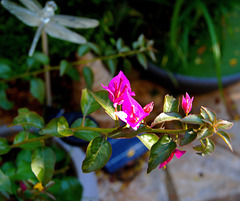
[1,0,99,56]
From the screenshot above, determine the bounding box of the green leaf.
[0,63,12,79]
[81,89,101,117]
[123,58,132,74]
[132,41,140,49]
[90,90,116,120]
[163,95,179,113]
[147,134,176,173]
[12,108,44,129]
[82,137,112,173]
[201,106,217,122]
[16,150,36,181]
[57,117,74,137]
[32,52,49,65]
[59,60,70,77]
[137,133,159,150]
[1,162,16,179]
[180,129,197,146]
[138,34,145,47]
[30,78,45,104]
[39,116,73,137]
[148,50,156,62]
[217,131,233,151]
[48,177,82,201]
[31,147,56,186]
[151,112,182,127]
[193,144,204,152]
[0,170,12,194]
[88,42,101,55]
[83,67,94,90]
[119,46,131,53]
[217,120,233,130]
[13,131,41,150]
[181,114,204,124]
[78,44,90,56]
[0,84,13,110]
[116,38,124,51]
[202,119,213,125]
[106,59,117,76]
[197,138,215,156]
[71,118,101,142]
[0,138,10,155]
[197,127,213,140]
[66,66,80,81]
[200,107,209,120]
[137,53,147,69]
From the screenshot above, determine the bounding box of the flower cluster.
[158,93,193,169]
[102,71,153,130]
[0,71,232,200]
[103,71,197,169]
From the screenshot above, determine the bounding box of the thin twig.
[42,31,52,106]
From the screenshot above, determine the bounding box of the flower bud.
[182,92,194,115]
[143,102,154,114]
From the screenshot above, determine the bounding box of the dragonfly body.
[1,0,99,56]
[39,1,57,24]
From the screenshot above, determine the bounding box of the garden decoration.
[1,0,99,57]
[1,0,99,106]
[0,71,233,200]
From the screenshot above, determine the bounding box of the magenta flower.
[101,71,135,108]
[20,181,27,192]
[159,149,186,169]
[115,92,151,130]
[182,92,194,115]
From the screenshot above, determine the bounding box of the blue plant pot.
[45,107,148,173]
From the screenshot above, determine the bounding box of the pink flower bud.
[20,181,27,192]
[143,102,154,114]
[182,92,194,115]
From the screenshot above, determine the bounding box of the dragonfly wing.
[19,0,42,12]
[1,0,40,26]
[52,14,99,29]
[45,22,87,44]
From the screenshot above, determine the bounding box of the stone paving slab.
[97,161,169,201]
[169,144,240,201]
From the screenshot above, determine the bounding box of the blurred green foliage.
[3,0,239,109]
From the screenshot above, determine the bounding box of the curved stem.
[149,128,186,134]
[9,126,186,149]
[0,48,151,84]
[10,135,52,149]
[71,127,115,133]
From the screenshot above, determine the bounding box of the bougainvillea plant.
[0,71,233,199]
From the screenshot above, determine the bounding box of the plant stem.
[42,30,52,106]
[0,48,151,84]
[71,126,115,133]
[149,128,186,134]
[10,135,52,148]
[54,166,70,175]
[9,126,186,148]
